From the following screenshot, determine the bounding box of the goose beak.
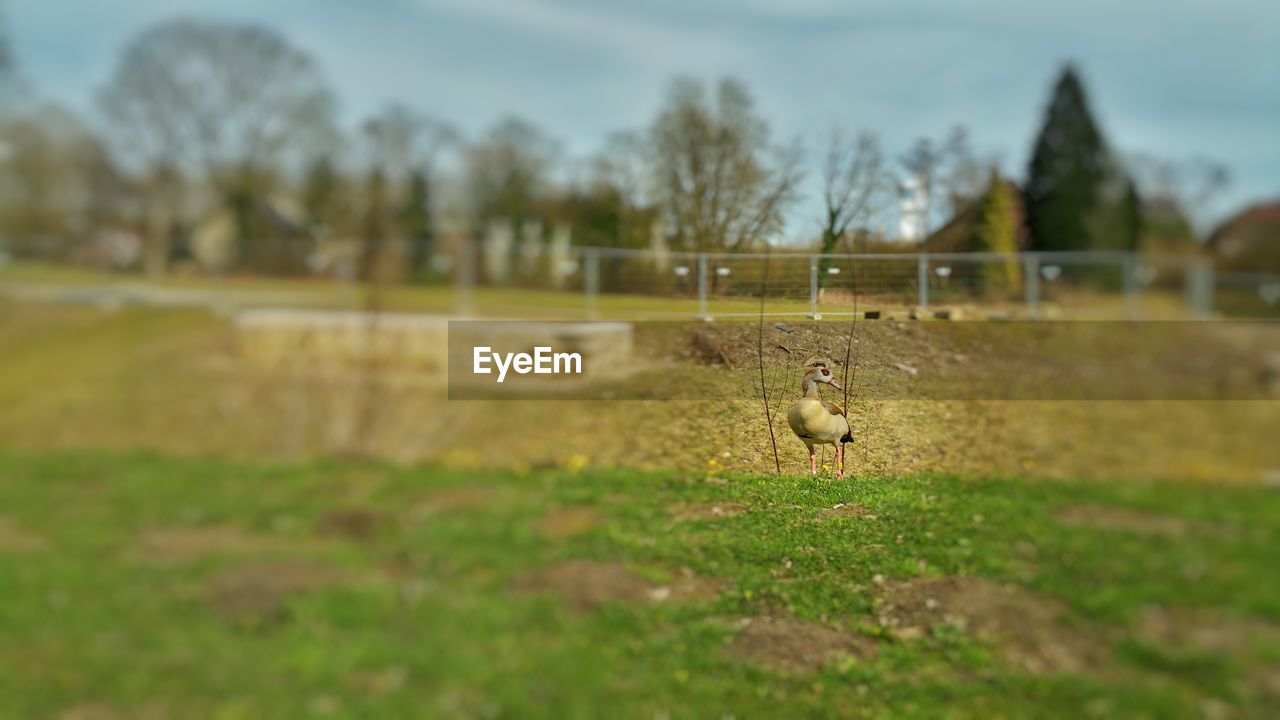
[827,378,843,390]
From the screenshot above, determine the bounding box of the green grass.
[1,449,1276,718]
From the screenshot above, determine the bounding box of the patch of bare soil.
[876,576,1106,675]
[411,485,499,518]
[1136,606,1280,656]
[205,560,343,626]
[135,526,313,563]
[726,616,878,673]
[315,509,383,541]
[669,501,747,521]
[58,703,169,720]
[0,516,47,552]
[1136,606,1280,702]
[1053,505,1213,536]
[536,507,602,541]
[689,327,747,366]
[346,665,409,696]
[58,704,123,720]
[818,502,877,520]
[512,561,723,611]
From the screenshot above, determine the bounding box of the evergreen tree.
[972,170,1021,296]
[1119,178,1143,252]
[359,167,388,282]
[1085,162,1144,252]
[400,169,433,280]
[302,156,338,231]
[1024,65,1109,251]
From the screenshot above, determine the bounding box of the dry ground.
[1,300,1277,484]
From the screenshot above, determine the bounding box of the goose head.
[802,364,842,391]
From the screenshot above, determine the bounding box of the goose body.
[787,365,854,478]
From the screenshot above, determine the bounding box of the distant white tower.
[898,175,928,242]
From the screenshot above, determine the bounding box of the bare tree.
[819,129,886,277]
[1129,153,1230,237]
[0,104,128,260]
[0,4,12,82]
[580,130,653,248]
[464,116,559,230]
[98,18,334,272]
[650,77,802,252]
[362,103,457,178]
[593,130,648,211]
[940,125,987,216]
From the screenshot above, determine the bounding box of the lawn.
[1,450,1277,718]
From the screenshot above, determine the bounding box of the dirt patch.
[316,509,383,541]
[669,501,747,521]
[136,526,312,563]
[412,485,499,517]
[1135,606,1280,657]
[689,327,748,366]
[876,576,1106,675]
[59,704,124,720]
[58,703,169,720]
[818,502,877,520]
[726,616,878,673]
[1053,505,1210,536]
[0,516,47,552]
[347,665,409,696]
[205,560,343,626]
[1136,606,1280,702]
[536,507,603,541]
[512,560,723,611]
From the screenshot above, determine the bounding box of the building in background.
[897,175,927,243]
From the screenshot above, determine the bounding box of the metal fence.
[3,243,1277,321]
[455,244,1278,321]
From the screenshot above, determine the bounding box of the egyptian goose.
[786,364,854,478]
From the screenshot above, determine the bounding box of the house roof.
[921,180,1029,253]
[1206,199,1280,272]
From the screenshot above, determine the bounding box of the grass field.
[2,280,1278,717]
[0,450,1277,718]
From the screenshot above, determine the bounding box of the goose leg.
[807,445,817,476]
[836,444,844,481]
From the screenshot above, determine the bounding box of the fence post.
[697,253,710,321]
[583,247,599,320]
[809,255,820,319]
[917,252,929,309]
[456,238,477,316]
[1122,252,1139,320]
[1187,257,1214,319]
[1023,253,1040,319]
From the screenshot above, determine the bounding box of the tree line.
[0,15,1232,279]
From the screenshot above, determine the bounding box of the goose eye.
[821,369,830,376]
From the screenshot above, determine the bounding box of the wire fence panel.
[1215,272,1280,318]
[700,254,813,316]
[921,254,1025,309]
[816,255,921,313]
[550,248,1280,320]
